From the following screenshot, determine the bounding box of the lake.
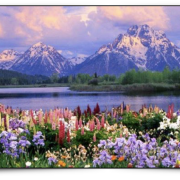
[0,87,180,112]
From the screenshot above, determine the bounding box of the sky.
[1,6,180,57]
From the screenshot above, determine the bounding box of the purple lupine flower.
[96,133,180,168]
[19,136,31,147]
[93,150,112,167]
[32,131,45,146]
[48,157,57,166]
[98,140,106,148]
[162,157,172,167]
[0,130,31,157]
[9,119,26,130]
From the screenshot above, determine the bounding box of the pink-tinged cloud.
[15,7,67,32]
[12,6,91,46]
[92,6,170,30]
[0,23,4,37]
[1,6,180,56]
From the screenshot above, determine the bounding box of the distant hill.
[0,69,50,85]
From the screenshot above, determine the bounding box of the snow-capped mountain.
[72,24,180,75]
[68,56,86,66]
[0,49,22,69]
[0,49,20,61]
[2,25,180,77]
[10,42,72,76]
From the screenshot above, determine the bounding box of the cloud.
[0,23,3,37]
[65,6,97,22]
[1,6,180,56]
[0,6,91,52]
[15,7,66,33]
[90,6,170,30]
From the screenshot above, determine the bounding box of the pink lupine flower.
[126,105,130,113]
[120,104,123,115]
[49,111,53,123]
[101,115,105,128]
[64,109,68,119]
[59,109,63,118]
[30,110,37,125]
[44,111,48,124]
[92,119,95,130]
[89,121,93,131]
[38,111,43,124]
[93,134,96,142]
[52,122,56,130]
[75,119,79,131]
[97,121,101,130]
[113,110,116,118]
[81,127,84,135]
[68,110,72,119]
[79,118,82,128]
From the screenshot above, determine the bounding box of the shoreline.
[0,83,69,88]
[0,83,180,94]
[69,83,180,93]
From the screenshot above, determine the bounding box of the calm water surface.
[0,87,180,112]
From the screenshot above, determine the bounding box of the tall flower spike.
[79,118,82,128]
[93,133,96,142]
[75,119,79,131]
[44,111,48,124]
[81,127,84,135]
[59,121,65,146]
[101,115,105,128]
[97,121,101,130]
[38,110,43,124]
[92,119,95,130]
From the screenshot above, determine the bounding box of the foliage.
[72,129,108,147]
[0,69,49,85]
[121,112,141,132]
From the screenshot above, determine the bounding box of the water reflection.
[0,87,180,112]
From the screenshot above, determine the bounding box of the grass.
[70,83,180,93]
[0,83,69,88]
[1,82,180,94]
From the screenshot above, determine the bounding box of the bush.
[72,129,108,147]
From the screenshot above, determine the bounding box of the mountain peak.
[0,49,20,62]
[1,49,18,55]
[9,42,72,76]
[127,24,153,37]
[32,42,45,47]
[28,42,57,57]
[72,24,180,76]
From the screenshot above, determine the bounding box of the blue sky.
[0,6,180,57]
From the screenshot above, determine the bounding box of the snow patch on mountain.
[0,49,22,69]
[10,42,72,76]
[72,24,180,75]
[68,56,86,66]
[0,49,21,61]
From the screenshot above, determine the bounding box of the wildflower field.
[0,102,180,168]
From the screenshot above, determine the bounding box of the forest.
[0,67,180,86]
[0,69,49,85]
[57,67,180,85]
